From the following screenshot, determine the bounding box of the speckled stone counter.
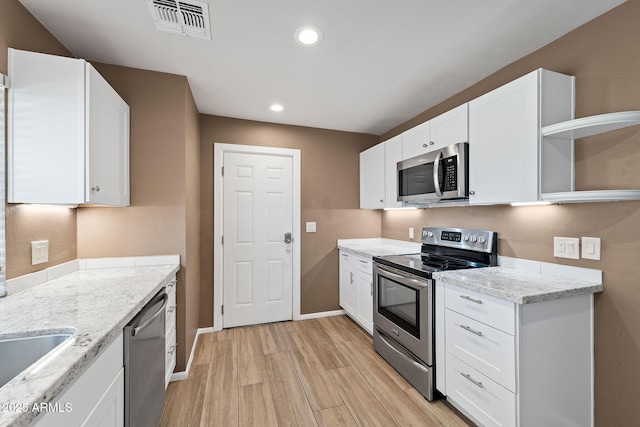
[0,263,179,427]
[337,238,421,258]
[433,266,603,304]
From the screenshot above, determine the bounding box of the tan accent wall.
[198,115,380,325]
[76,64,200,372]
[380,2,640,425]
[1,0,77,279]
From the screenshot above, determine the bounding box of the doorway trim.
[213,143,301,331]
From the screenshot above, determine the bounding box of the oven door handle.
[374,265,430,290]
[433,150,443,197]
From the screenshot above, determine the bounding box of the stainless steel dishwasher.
[124,288,167,427]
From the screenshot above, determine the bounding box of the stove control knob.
[478,236,487,244]
[427,231,434,238]
[463,235,469,242]
[470,235,478,243]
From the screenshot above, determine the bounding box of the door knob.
[284,232,292,243]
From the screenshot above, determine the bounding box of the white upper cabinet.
[8,48,130,206]
[468,69,574,205]
[384,135,403,208]
[402,121,431,159]
[402,104,468,160]
[359,143,385,209]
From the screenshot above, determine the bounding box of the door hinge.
[221,305,224,315]
[221,235,224,245]
[221,166,224,176]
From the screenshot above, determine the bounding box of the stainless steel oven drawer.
[374,327,434,401]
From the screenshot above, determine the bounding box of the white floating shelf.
[541,190,640,203]
[541,111,640,139]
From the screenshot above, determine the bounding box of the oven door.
[373,263,432,364]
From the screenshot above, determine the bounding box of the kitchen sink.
[0,330,76,388]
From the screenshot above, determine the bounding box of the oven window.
[398,163,435,197]
[377,275,420,338]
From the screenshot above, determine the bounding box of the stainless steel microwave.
[397,142,468,203]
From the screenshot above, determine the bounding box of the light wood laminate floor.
[160,315,474,427]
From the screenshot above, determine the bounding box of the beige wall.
[380,2,640,425]
[198,115,380,325]
[1,0,78,279]
[77,64,200,372]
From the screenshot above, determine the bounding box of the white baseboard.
[169,327,214,383]
[298,309,345,320]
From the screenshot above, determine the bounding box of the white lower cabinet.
[33,333,124,427]
[339,250,373,335]
[440,283,594,427]
[165,276,178,388]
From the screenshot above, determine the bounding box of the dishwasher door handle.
[132,293,168,336]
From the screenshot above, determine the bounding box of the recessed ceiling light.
[269,103,284,112]
[294,26,323,47]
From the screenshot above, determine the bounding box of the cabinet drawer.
[446,356,516,427]
[340,251,355,266]
[165,328,177,388]
[445,284,515,335]
[445,309,516,392]
[355,256,373,273]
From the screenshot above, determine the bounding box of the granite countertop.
[337,238,421,258]
[0,264,179,427]
[433,266,603,304]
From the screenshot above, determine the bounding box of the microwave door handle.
[433,150,443,197]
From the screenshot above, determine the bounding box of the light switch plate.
[31,240,49,265]
[581,237,601,260]
[554,237,580,259]
[306,222,317,233]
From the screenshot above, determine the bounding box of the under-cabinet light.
[510,201,553,207]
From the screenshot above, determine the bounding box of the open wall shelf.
[540,111,640,203]
[541,111,640,139]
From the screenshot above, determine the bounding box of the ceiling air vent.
[147,0,211,40]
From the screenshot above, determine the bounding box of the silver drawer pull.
[168,344,177,355]
[168,304,177,313]
[168,280,177,288]
[460,324,483,337]
[461,372,483,388]
[359,260,368,264]
[460,295,483,304]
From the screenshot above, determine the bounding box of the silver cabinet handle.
[422,143,428,148]
[341,253,349,258]
[460,324,483,337]
[461,372,483,388]
[91,186,100,192]
[168,304,177,313]
[433,150,443,197]
[358,259,368,264]
[350,272,354,284]
[460,295,483,304]
[430,141,435,145]
[168,280,176,288]
[469,190,476,195]
[370,283,373,297]
[168,344,177,355]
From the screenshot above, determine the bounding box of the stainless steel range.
[372,226,498,400]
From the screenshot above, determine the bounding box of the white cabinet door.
[355,269,374,335]
[86,65,130,206]
[80,368,124,427]
[384,135,403,208]
[8,48,130,206]
[359,143,385,209]
[339,251,356,316]
[402,121,430,160]
[430,104,468,151]
[468,71,540,205]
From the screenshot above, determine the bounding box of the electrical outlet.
[409,227,415,239]
[554,237,579,259]
[31,240,49,265]
[305,222,316,233]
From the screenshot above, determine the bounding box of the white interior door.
[222,152,294,327]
